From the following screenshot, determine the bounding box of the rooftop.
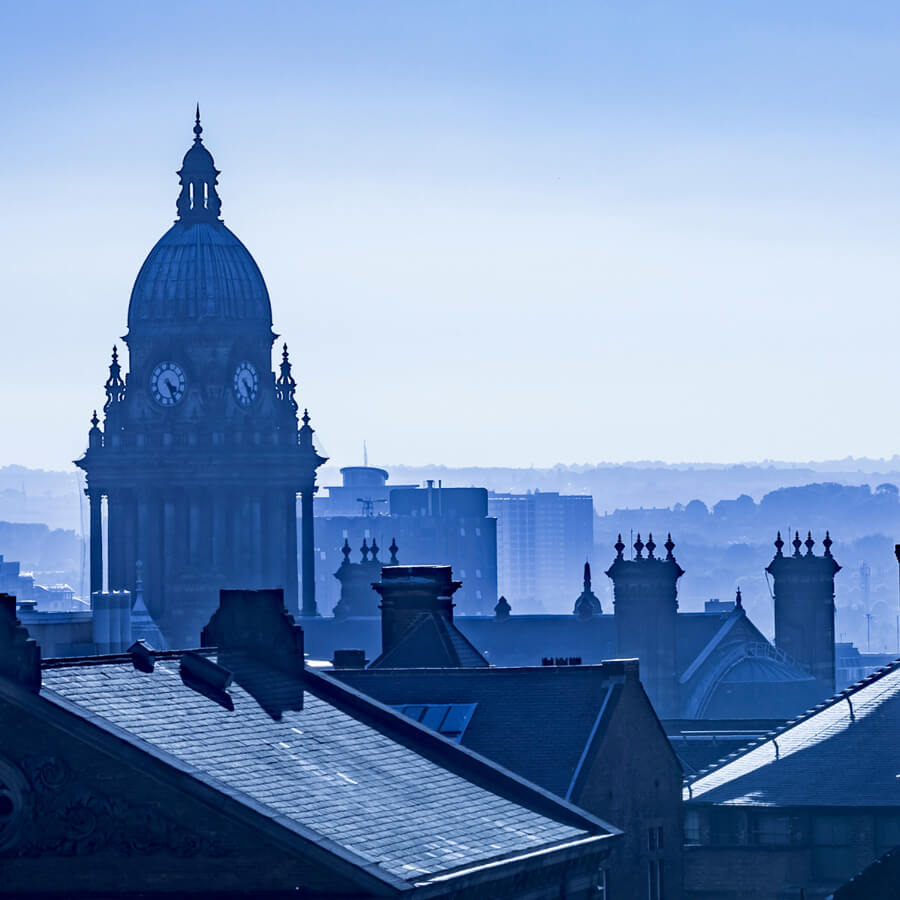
[685,658,900,807]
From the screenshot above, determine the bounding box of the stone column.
[89,489,103,597]
[285,492,300,615]
[300,488,317,617]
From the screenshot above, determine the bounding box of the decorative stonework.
[0,753,227,858]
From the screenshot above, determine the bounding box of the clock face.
[233,360,259,407]
[150,361,186,406]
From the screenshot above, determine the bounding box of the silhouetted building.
[489,490,594,610]
[0,590,620,898]
[332,536,398,618]
[316,466,415,517]
[314,483,497,616]
[75,112,325,646]
[683,658,900,900]
[333,658,684,900]
[768,530,840,692]
[299,535,831,721]
[607,533,682,718]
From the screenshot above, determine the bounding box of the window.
[751,813,792,846]
[876,816,900,855]
[475,568,482,578]
[812,816,856,882]
[684,811,701,845]
[392,704,478,741]
[460,527,466,537]
[475,527,481,536]
[648,860,663,900]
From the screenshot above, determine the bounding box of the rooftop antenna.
[363,440,368,467]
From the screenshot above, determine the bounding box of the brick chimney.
[201,588,304,678]
[372,565,461,657]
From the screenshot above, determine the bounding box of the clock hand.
[163,377,177,398]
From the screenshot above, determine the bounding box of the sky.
[3,1,900,471]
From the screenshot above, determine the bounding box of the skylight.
[393,703,478,741]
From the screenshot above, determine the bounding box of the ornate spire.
[275,343,298,411]
[823,530,833,558]
[614,534,625,559]
[646,533,656,559]
[370,538,379,562]
[389,537,399,565]
[494,595,511,620]
[360,538,369,562]
[735,586,743,609]
[804,531,815,556]
[341,538,351,565]
[176,106,222,224]
[664,533,676,560]
[574,560,602,618]
[792,531,802,557]
[103,345,126,412]
[774,531,784,556]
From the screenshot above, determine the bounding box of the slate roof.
[330,664,631,798]
[38,649,611,886]
[685,659,900,808]
[369,613,490,669]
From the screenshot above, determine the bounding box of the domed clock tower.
[76,110,326,646]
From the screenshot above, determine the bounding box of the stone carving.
[0,755,30,852]
[0,753,227,858]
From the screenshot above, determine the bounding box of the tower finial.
[176,106,221,222]
[634,533,644,559]
[583,561,591,590]
[104,344,126,413]
[664,532,675,560]
[774,531,784,556]
[276,343,298,411]
[646,532,656,559]
[735,586,743,609]
[389,537,399,565]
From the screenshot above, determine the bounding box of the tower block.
[606,533,682,718]
[767,531,840,692]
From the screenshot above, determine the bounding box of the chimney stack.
[767,531,840,691]
[373,565,461,658]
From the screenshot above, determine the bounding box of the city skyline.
[4,2,900,470]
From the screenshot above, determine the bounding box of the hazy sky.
[3,2,900,471]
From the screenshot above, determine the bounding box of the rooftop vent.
[180,651,233,692]
[332,649,368,669]
[128,639,155,673]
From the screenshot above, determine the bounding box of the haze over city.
[5,1,900,470]
[6,6,900,899]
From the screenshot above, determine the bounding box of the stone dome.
[126,108,273,333]
[127,221,272,331]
